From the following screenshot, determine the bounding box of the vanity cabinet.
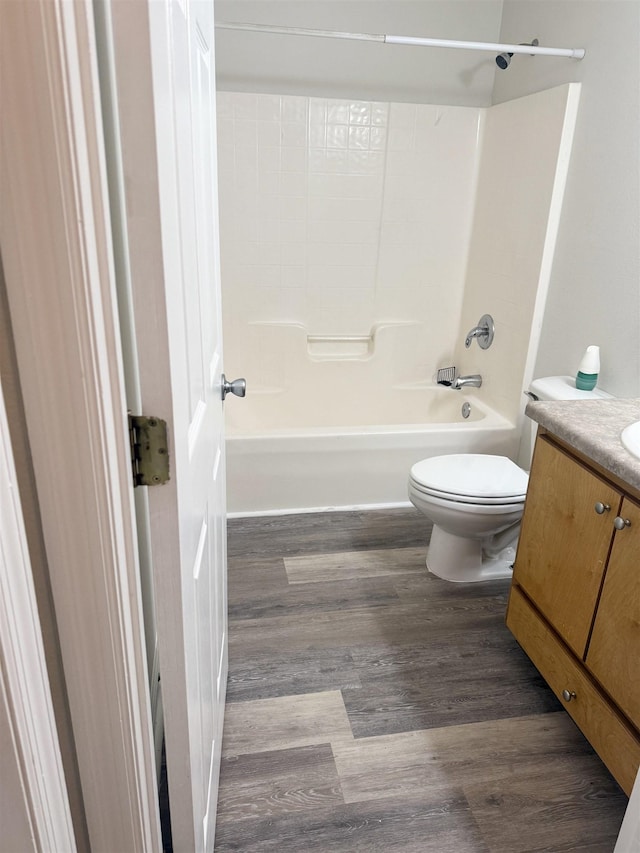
[507,431,640,795]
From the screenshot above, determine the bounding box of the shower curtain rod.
[216,22,586,60]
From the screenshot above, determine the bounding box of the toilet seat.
[408,484,525,515]
[408,479,526,506]
[410,454,528,502]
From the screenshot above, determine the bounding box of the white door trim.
[615,768,640,852]
[0,378,76,852]
[0,2,161,850]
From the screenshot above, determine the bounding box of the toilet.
[409,375,613,583]
[409,454,528,582]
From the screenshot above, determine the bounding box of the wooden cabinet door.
[513,437,621,657]
[586,496,640,730]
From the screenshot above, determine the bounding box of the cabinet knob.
[613,516,632,530]
[594,502,611,514]
[562,689,577,703]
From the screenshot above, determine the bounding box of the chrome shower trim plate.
[465,314,495,349]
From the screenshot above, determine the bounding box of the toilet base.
[426,524,515,583]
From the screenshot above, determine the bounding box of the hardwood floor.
[214,508,627,852]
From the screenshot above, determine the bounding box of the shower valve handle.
[464,314,494,349]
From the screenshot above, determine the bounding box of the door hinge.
[128,415,170,487]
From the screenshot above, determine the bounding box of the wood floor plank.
[341,623,561,737]
[216,744,344,823]
[228,599,506,657]
[464,762,626,852]
[332,712,596,804]
[214,790,487,853]
[221,690,353,757]
[227,508,430,560]
[226,646,362,703]
[393,572,512,603]
[229,562,404,622]
[226,557,289,598]
[284,546,427,584]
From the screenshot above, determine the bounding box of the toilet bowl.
[409,454,529,583]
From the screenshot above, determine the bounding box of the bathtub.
[225,385,519,515]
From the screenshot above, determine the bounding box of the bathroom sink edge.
[621,421,640,460]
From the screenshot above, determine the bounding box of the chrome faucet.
[453,374,483,390]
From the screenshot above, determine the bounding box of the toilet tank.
[522,375,613,467]
[528,374,613,402]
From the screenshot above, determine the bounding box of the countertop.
[525,397,640,491]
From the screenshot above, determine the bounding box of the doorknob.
[221,374,246,401]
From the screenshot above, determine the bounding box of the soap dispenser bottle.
[575,345,600,391]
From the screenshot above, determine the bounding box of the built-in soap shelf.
[247,319,426,365]
[307,334,373,360]
[307,321,422,360]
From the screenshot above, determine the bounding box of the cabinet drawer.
[507,584,640,795]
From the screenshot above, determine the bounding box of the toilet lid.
[410,454,529,499]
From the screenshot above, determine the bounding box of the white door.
[146,2,228,850]
[105,1,228,849]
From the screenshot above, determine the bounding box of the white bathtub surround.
[217,92,479,370]
[224,321,454,426]
[217,86,580,514]
[455,83,581,427]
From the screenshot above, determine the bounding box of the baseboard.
[227,500,414,519]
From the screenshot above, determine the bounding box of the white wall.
[494,1,640,397]
[215,0,503,106]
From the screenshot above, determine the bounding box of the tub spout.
[453,374,482,390]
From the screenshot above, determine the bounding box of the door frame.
[0,375,76,852]
[0,1,160,849]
